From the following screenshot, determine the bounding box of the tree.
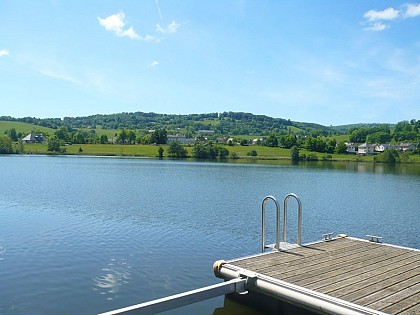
[367,132,391,144]
[192,143,208,158]
[167,141,188,158]
[47,136,61,152]
[6,128,18,141]
[279,134,297,149]
[191,142,227,159]
[335,141,347,154]
[151,129,167,144]
[290,146,299,161]
[350,128,368,143]
[158,146,164,158]
[240,139,249,146]
[117,129,128,144]
[264,133,278,147]
[247,150,258,156]
[0,135,13,154]
[55,126,72,143]
[218,146,229,158]
[305,137,326,153]
[127,130,136,144]
[140,134,152,145]
[325,139,336,154]
[99,134,109,144]
[374,149,399,163]
[73,131,86,144]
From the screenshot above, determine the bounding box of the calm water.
[0,155,419,315]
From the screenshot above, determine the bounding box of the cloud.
[363,3,420,31]
[404,3,420,18]
[38,68,81,85]
[364,22,388,32]
[155,0,180,34]
[150,61,159,67]
[98,12,158,42]
[363,7,400,22]
[0,49,10,57]
[156,21,180,34]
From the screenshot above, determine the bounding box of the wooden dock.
[215,236,420,315]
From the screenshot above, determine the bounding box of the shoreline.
[10,150,420,165]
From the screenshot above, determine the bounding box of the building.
[358,143,376,155]
[167,134,187,144]
[22,132,47,144]
[397,143,416,152]
[375,144,395,153]
[345,142,357,154]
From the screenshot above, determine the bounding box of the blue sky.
[1,1,419,125]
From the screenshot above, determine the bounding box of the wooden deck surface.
[228,237,420,314]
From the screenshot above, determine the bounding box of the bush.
[247,150,258,156]
[0,135,13,154]
[374,149,399,163]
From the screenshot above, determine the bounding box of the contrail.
[155,0,164,26]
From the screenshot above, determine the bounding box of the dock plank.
[382,292,420,314]
[308,254,420,293]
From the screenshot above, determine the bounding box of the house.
[358,143,376,155]
[345,142,357,154]
[194,136,207,143]
[375,144,395,153]
[22,132,47,144]
[397,143,416,152]
[167,134,188,144]
[252,138,263,145]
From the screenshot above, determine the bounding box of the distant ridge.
[1,111,331,135]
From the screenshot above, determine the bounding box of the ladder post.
[261,196,281,252]
[283,193,302,246]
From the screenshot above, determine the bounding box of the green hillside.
[0,121,55,136]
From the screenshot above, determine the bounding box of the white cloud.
[38,68,81,85]
[156,21,180,34]
[150,61,159,67]
[98,12,158,42]
[363,7,400,21]
[404,3,420,18]
[364,22,388,32]
[363,3,420,31]
[0,49,10,57]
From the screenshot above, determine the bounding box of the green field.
[15,142,420,163]
[0,121,55,136]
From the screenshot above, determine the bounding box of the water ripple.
[92,258,132,300]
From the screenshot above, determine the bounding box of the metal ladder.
[262,193,302,252]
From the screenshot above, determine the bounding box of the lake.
[0,155,419,315]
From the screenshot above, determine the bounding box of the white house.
[358,143,376,155]
[375,144,395,153]
[397,143,416,152]
[345,142,357,154]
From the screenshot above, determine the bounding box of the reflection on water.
[213,297,263,315]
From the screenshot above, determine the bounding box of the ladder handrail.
[261,195,281,252]
[283,193,302,246]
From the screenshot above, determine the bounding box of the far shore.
[15,143,420,164]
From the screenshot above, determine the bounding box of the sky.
[1,1,420,126]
